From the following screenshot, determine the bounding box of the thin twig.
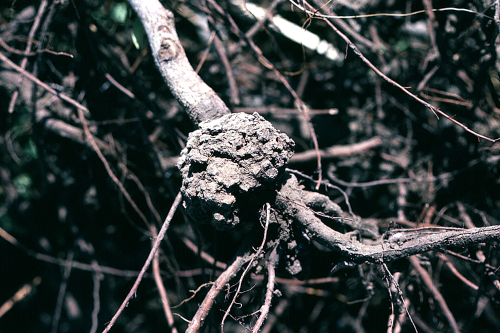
[0,37,72,57]
[381,264,417,333]
[301,1,499,142]
[0,225,144,277]
[7,0,48,114]
[290,136,382,163]
[221,203,271,332]
[290,1,497,21]
[252,246,279,333]
[185,238,255,333]
[210,27,240,105]
[181,237,228,270]
[393,297,411,333]
[437,253,478,291]
[233,106,339,115]
[286,168,356,219]
[0,51,89,113]
[0,276,42,318]
[245,0,282,39]
[422,0,440,60]
[78,108,149,227]
[51,251,74,333]
[151,226,179,333]
[102,192,182,333]
[90,261,102,333]
[408,256,460,333]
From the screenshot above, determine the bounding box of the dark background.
[1,0,499,332]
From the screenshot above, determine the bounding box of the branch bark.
[186,234,256,333]
[127,0,230,125]
[275,173,500,263]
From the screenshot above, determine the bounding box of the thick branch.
[306,218,500,263]
[127,0,230,125]
[275,173,500,263]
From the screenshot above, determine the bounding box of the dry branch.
[127,0,230,125]
[186,236,256,333]
[102,192,182,333]
[276,174,500,263]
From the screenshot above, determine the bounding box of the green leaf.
[132,18,146,49]
[110,2,129,24]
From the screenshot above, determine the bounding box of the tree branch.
[276,173,500,263]
[185,234,256,333]
[127,0,230,125]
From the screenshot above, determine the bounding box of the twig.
[420,89,473,108]
[221,203,272,332]
[417,64,440,91]
[151,226,178,333]
[301,1,499,142]
[325,160,475,188]
[0,225,143,277]
[124,171,163,225]
[441,249,494,269]
[409,256,460,333]
[260,299,288,333]
[194,31,215,74]
[127,0,230,125]
[0,51,89,113]
[245,0,282,39]
[385,271,396,333]
[456,201,487,264]
[185,238,255,333]
[102,192,182,333]
[437,253,478,291]
[36,114,113,155]
[393,298,411,333]
[181,237,228,270]
[0,37,72,58]
[7,0,47,114]
[290,136,382,163]
[397,182,408,222]
[275,177,500,262]
[422,0,440,60]
[51,251,74,333]
[286,167,356,219]
[290,1,497,21]
[90,261,102,333]
[253,275,339,286]
[208,21,240,106]
[381,264,417,333]
[78,109,149,227]
[0,276,42,318]
[252,246,279,333]
[171,282,214,309]
[104,73,135,99]
[323,7,377,51]
[233,106,338,115]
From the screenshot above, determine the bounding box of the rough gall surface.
[178,112,295,230]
